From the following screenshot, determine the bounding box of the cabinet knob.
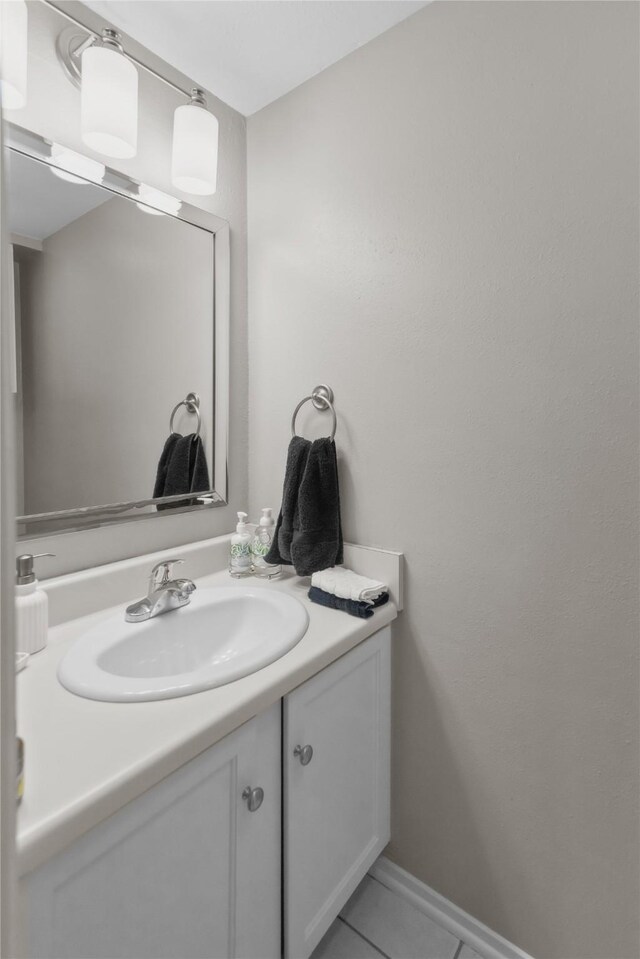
[242,786,264,812]
[293,744,313,766]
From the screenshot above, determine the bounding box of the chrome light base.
[56,26,124,89]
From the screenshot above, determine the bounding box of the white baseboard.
[369,857,534,959]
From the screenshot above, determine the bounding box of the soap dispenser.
[229,512,252,578]
[15,553,54,655]
[251,508,281,579]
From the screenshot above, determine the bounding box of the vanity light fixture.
[49,144,105,185]
[136,184,182,217]
[54,10,219,196]
[171,89,219,196]
[81,29,138,159]
[0,0,28,110]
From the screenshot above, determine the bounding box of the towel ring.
[291,385,337,440]
[169,392,201,438]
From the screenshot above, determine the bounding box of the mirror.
[4,126,229,536]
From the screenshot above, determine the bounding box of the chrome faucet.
[125,559,196,623]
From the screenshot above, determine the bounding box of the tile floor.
[312,875,482,959]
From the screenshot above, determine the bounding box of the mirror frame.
[4,123,230,537]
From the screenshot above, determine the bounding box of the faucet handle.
[149,558,184,592]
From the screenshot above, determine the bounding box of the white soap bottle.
[229,512,252,578]
[15,553,54,655]
[251,507,281,579]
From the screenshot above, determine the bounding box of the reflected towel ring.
[291,385,337,440]
[169,392,201,438]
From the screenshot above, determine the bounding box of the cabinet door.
[24,705,281,959]
[284,627,391,959]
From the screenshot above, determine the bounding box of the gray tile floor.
[312,875,483,959]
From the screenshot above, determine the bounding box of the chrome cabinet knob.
[293,744,313,766]
[242,786,264,812]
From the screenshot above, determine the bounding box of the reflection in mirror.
[4,134,228,535]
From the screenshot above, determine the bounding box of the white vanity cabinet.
[21,627,391,959]
[23,704,281,959]
[283,626,391,958]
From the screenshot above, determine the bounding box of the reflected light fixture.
[49,144,105,184]
[0,0,28,110]
[171,89,218,196]
[136,184,182,217]
[81,29,138,159]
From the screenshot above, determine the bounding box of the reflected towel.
[153,433,180,500]
[154,433,210,510]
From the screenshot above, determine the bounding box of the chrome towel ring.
[291,384,337,440]
[169,392,201,438]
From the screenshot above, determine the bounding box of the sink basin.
[58,587,309,702]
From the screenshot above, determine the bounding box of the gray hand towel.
[153,433,180,500]
[266,436,311,564]
[290,437,343,577]
[155,433,210,510]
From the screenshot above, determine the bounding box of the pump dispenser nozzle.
[259,508,273,527]
[15,553,55,586]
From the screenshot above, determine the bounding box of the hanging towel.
[290,437,343,577]
[153,433,180,500]
[311,567,387,603]
[308,586,389,619]
[265,436,312,565]
[154,433,210,510]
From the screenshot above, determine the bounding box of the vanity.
[7,87,399,959]
[6,7,401,955]
[16,541,398,959]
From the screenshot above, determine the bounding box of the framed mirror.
[4,124,229,537]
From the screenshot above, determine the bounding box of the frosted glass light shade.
[50,145,105,184]
[172,101,218,196]
[81,44,138,159]
[0,0,28,110]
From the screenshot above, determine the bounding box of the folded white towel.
[311,567,387,603]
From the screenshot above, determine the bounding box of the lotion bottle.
[251,508,281,579]
[229,512,252,577]
[15,553,54,655]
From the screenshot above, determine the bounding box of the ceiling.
[84,1,430,116]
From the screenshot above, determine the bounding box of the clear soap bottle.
[251,508,281,579]
[229,512,252,578]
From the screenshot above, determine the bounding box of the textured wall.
[13,0,247,574]
[247,3,639,956]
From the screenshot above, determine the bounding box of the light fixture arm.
[46,0,218,190]
[49,0,205,102]
[58,27,127,89]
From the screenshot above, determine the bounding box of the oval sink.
[58,587,309,702]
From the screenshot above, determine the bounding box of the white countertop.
[16,567,397,876]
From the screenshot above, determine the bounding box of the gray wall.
[20,195,214,513]
[17,0,247,574]
[247,3,640,957]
